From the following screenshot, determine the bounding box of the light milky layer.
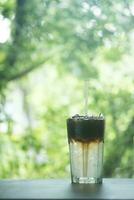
[69,140,103,178]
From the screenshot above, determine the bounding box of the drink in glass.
[67,114,105,184]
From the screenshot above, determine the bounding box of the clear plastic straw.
[84,79,89,116]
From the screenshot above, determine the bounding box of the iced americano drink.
[67,114,105,184]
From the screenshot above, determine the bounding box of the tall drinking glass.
[67,114,105,184]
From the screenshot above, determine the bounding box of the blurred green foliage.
[0,0,134,179]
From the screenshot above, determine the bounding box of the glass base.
[72,177,102,184]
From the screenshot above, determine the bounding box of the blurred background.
[0,0,134,179]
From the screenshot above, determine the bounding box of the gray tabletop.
[0,178,134,199]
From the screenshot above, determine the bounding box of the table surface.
[0,178,134,199]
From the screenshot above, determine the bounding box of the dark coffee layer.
[67,114,105,143]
